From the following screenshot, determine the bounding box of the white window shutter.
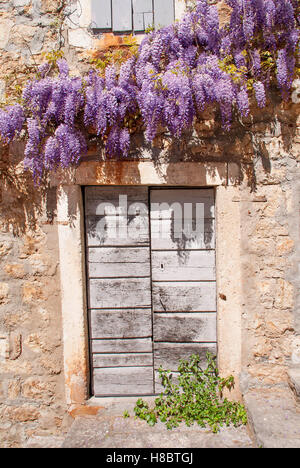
[91,0,175,33]
[112,0,133,32]
[133,0,153,13]
[91,0,112,29]
[153,0,175,29]
[133,0,153,32]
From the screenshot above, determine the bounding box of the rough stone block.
[4,263,26,279]
[0,283,9,304]
[288,368,300,400]
[22,378,55,400]
[4,406,40,423]
[7,380,21,400]
[0,334,9,361]
[0,19,14,49]
[69,28,92,49]
[9,332,22,360]
[22,282,44,303]
[274,279,294,310]
[244,388,300,448]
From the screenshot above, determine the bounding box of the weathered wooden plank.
[151,218,215,250]
[86,215,149,247]
[151,250,215,281]
[91,338,153,354]
[93,353,153,368]
[152,282,216,312]
[85,186,149,215]
[150,189,215,219]
[90,309,152,338]
[153,313,217,342]
[90,278,152,308]
[88,247,150,278]
[154,343,217,371]
[93,367,154,396]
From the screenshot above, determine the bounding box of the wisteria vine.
[0,0,299,180]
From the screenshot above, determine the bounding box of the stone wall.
[0,0,188,103]
[0,163,71,447]
[238,102,300,390]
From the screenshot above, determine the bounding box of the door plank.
[151,218,215,250]
[90,309,153,339]
[88,247,150,278]
[90,278,152,308]
[85,186,149,215]
[150,189,215,219]
[94,367,154,396]
[152,282,216,312]
[86,215,149,247]
[93,353,153,368]
[154,313,217,342]
[154,342,217,371]
[151,250,215,281]
[91,338,153,354]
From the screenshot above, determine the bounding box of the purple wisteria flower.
[0,0,298,173]
[0,104,24,143]
[253,81,266,107]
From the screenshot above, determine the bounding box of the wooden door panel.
[86,187,217,396]
[154,342,217,371]
[86,215,149,247]
[150,189,217,393]
[86,186,153,397]
[89,278,152,308]
[150,189,215,219]
[151,218,215,250]
[152,282,216,312]
[154,313,217,343]
[151,250,215,281]
[93,353,153,368]
[85,186,149,213]
[91,338,153,354]
[88,247,150,278]
[94,367,154,396]
[90,309,153,339]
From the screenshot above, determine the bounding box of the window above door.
[91,0,175,34]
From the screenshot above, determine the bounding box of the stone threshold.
[244,385,300,448]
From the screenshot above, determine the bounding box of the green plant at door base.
[133,353,248,432]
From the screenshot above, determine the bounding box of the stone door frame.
[56,161,243,409]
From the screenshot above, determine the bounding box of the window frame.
[91,0,176,35]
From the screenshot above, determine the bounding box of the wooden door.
[150,189,217,392]
[85,187,217,396]
[85,187,154,396]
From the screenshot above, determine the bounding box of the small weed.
[132,353,248,432]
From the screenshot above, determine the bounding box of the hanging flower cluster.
[0,0,299,180]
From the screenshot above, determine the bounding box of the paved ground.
[25,379,300,448]
[61,397,254,449]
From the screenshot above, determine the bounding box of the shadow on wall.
[82,95,299,192]
[0,142,57,235]
[0,94,299,235]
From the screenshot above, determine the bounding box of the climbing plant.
[0,0,299,181]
